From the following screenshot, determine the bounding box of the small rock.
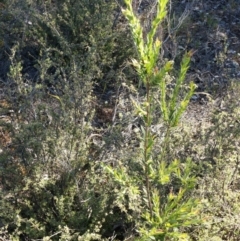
[227,50,236,54]
[191,95,199,101]
[232,60,239,68]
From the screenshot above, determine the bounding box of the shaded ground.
[166,0,240,125]
[172,0,240,89]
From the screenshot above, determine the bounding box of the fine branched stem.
[144,79,153,217]
[160,125,171,163]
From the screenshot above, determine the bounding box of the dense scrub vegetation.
[0,0,239,240]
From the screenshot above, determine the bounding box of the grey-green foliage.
[0,0,131,239]
[193,83,240,241]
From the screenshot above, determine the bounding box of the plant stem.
[160,125,171,163]
[144,78,153,218]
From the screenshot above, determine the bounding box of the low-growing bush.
[0,0,135,240]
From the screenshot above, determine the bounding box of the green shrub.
[104,1,202,240]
